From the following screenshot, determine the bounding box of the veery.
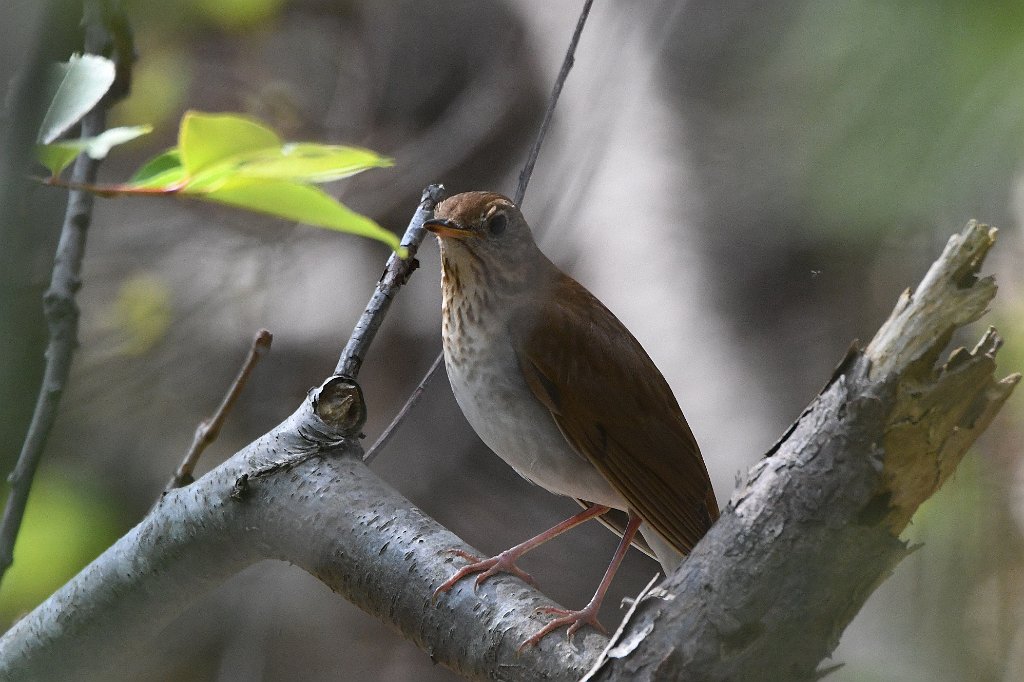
[425,191,719,646]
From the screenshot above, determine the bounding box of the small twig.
[580,572,662,682]
[335,184,446,379]
[163,330,273,493]
[223,125,445,493]
[228,187,442,489]
[363,351,444,463]
[513,0,595,207]
[0,0,133,588]
[366,0,597,462]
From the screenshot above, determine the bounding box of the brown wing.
[513,274,719,555]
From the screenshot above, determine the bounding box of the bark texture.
[0,223,1015,682]
[584,222,1018,681]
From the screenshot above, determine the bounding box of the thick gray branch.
[0,215,1015,682]
[586,221,1018,681]
[0,379,603,681]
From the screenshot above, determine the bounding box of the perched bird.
[425,191,718,646]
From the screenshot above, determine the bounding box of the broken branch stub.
[588,221,1018,682]
[864,222,1020,531]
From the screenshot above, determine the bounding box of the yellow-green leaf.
[228,143,392,182]
[35,125,152,176]
[43,110,402,253]
[128,149,186,188]
[202,179,402,253]
[178,111,280,175]
[35,143,83,177]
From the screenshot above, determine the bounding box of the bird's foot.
[432,548,537,602]
[518,602,607,649]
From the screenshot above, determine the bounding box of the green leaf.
[202,179,402,253]
[41,110,402,253]
[128,149,186,189]
[35,125,152,176]
[34,143,83,177]
[178,111,281,175]
[38,54,116,144]
[179,143,392,193]
[134,114,390,190]
[228,143,392,182]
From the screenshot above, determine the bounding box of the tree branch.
[335,184,445,379]
[584,221,1019,681]
[0,0,134,586]
[163,329,273,493]
[0,381,604,681]
[0,188,605,680]
[512,0,594,208]
[364,351,444,463]
[0,196,1014,681]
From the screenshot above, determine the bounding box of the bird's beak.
[423,217,478,240]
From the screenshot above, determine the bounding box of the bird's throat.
[440,251,494,364]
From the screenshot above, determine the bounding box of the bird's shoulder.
[512,272,677,412]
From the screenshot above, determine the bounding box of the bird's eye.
[487,211,508,236]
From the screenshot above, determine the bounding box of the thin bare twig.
[335,184,446,379]
[162,330,273,493]
[235,186,444,481]
[363,351,444,463]
[0,0,133,587]
[365,0,596,463]
[513,0,595,207]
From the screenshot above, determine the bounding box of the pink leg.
[433,504,610,600]
[520,511,643,649]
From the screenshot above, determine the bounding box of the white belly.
[443,330,625,510]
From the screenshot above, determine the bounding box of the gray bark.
[0,223,1015,682]
[584,222,1018,681]
[0,380,603,681]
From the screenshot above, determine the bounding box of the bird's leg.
[520,511,643,649]
[433,504,610,599]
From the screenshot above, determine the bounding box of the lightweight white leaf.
[38,54,116,144]
[82,125,153,159]
[35,125,152,176]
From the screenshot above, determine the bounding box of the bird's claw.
[432,547,537,603]
[518,605,607,650]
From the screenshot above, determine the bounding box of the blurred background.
[2,0,1023,680]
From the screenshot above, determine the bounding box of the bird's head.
[424,192,546,287]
